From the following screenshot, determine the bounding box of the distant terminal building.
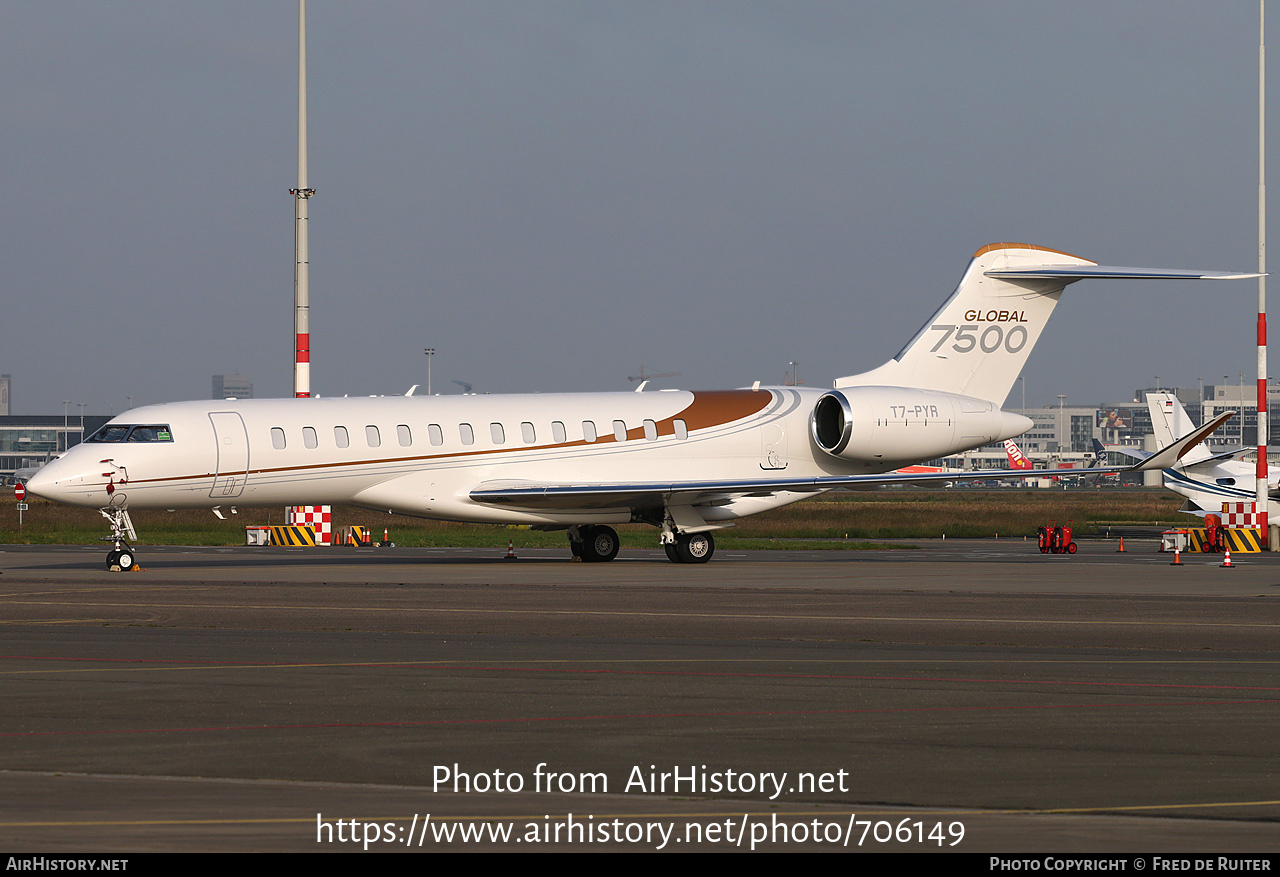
[212,373,253,400]
[0,374,10,416]
[0,414,111,484]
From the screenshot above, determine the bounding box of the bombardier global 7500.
[26,243,1248,568]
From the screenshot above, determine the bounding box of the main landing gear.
[663,531,715,564]
[568,525,621,562]
[565,525,716,563]
[100,506,139,571]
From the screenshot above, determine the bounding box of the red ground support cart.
[1201,513,1225,553]
[1039,520,1077,554]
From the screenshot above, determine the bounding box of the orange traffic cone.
[1117,537,1126,553]
[1171,548,1182,566]
[505,540,517,560]
[1221,549,1233,568]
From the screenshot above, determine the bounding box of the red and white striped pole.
[1259,0,1270,549]
[288,1,329,543]
[292,0,313,399]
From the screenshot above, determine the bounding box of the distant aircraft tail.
[834,244,1259,406]
[1145,393,1212,467]
[1003,438,1034,470]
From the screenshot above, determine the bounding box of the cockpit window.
[87,426,130,443]
[86,424,173,443]
[126,425,172,442]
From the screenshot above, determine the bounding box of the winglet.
[1132,411,1235,472]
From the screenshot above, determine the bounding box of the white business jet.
[27,243,1247,568]
[1139,392,1279,513]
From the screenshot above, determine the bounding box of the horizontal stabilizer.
[986,266,1262,282]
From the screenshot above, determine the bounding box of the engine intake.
[809,388,1031,464]
[811,392,854,455]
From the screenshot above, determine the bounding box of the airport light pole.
[291,0,314,399]
[424,348,434,395]
[1259,0,1270,547]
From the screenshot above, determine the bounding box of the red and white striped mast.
[291,0,313,398]
[1259,0,1269,548]
[286,1,331,545]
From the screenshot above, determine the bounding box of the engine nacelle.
[809,387,1032,464]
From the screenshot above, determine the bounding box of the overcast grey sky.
[1,2,1269,414]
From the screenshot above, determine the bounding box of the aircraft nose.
[24,464,63,500]
[25,458,89,505]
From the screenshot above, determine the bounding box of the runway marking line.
[2,598,1280,628]
[4,698,1277,738]
[3,657,1280,691]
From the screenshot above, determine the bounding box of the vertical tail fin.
[1145,392,1212,466]
[1003,438,1034,470]
[835,244,1095,405]
[833,246,1255,405]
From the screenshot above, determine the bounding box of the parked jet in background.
[27,244,1247,568]
[1142,392,1276,514]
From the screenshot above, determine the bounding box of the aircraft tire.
[579,526,620,562]
[106,548,134,571]
[664,541,680,563]
[675,532,714,564]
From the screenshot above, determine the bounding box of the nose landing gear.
[99,506,138,571]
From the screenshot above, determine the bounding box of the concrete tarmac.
[0,539,1277,852]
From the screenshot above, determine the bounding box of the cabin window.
[552,421,567,443]
[428,423,443,446]
[397,424,412,447]
[303,426,318,449]
[582,421,597,443]
[270,427,286,450]
[521,422,536,444]
[334,426,349,448]
[365,425,381,448]
[460,423,475,445]
[643,419,657,441]
[674,419,688,440]
[613,420,627,442]
[490,423,505,444]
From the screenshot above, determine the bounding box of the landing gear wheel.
[674,532,715,564]
[106,547,134,571]
[664,541,680,563]
[578,526,620,562]
[568,536,584,559]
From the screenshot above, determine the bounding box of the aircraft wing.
[471,412,1233,511]
[1191,447,1252,466]
[1103,446,1150,462]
